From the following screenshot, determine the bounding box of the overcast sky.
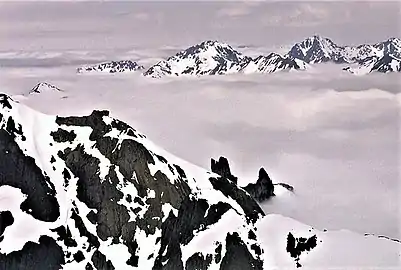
[0,1,400,51]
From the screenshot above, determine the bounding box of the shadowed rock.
[210,156,276,202]
[286,232,318,268]
[243,168,275,202]
[0,211,14,242]
[211,156,238,184]
[0,236,64,270]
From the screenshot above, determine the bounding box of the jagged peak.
[0,93,13,109]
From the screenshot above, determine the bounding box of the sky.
[0,0,400,242]
[0,1,400,51]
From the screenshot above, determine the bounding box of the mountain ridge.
[286,35,401,74]
[143,40,306,78]
[77,60,144,73]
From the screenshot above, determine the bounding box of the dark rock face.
[153,197,232,270]
[209,176,264,224]
[220,232,263,270]
[0,125,60,222]
[286,232,318,268]
[211,156,238,184]
[243,168,275,202]
[185,252,213,270]
[0,211,14,242]
[50,128,77,143]
[91,250,115,270]
[0,236,65,270]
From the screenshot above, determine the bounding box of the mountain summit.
[143,40,252,78]
[29,82,63,95]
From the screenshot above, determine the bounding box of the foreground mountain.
[0,93,266,269]
[286,35,401,74]
[29,82,63,95]
[77,60,144,73]
[0,92,400,269]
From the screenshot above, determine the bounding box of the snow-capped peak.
[286,35,345,64]
[143,40,252,78]
[29,82,63,94]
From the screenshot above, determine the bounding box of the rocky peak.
[211,156,238,184]
[143,40,251,78]
[29,82,62,94]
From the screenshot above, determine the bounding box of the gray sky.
[0,1,400,51]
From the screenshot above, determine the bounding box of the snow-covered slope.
[256,214,401,269]
[0,92,400,269]
[242,53,307,74]
[370,54,401,73]
[29,82,63,95]
[77,60,144,73]
[143,40,252,78]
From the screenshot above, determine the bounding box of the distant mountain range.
[286,35,401,74]
[142,40,306,78]
[76,36,401,77]
[77,60,144,73]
